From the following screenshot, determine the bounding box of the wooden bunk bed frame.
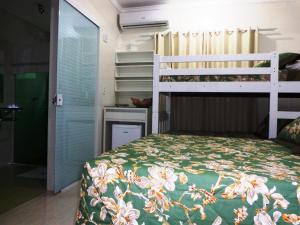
[152,52,300,138]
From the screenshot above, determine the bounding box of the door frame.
[47,0,101,192]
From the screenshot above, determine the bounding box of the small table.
[0,107,23,122]
[103,106,151,152]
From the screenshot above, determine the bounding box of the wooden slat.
[160,53,273,63]
[277,111,300,119]
[158,82,271,93]
[278,82,300,93]
[160,67,272,76]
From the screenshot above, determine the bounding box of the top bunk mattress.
[160,70,300,82]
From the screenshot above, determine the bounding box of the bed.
[76,134,300,225]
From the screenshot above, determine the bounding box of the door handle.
[52,94,63,107]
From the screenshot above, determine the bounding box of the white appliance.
[112,124,142,149]
[118,10,169,30]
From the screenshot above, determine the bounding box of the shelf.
[115,90,153,93]
[116,80,153,82]
[116,62,153,66]
[0,107,22,111]
[115,76,152,78]
[116,51,154,64]
[116,50,154,54]
[115,80,153,92]
[116,64,153,68]
[115,65,153,78]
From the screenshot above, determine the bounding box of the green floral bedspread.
[76,134,300,225]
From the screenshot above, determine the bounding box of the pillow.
[278,53,300,69]
[286,60,300,70]
[278,117,300,145]
[255,53,300,69]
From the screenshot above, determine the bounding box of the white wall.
[65,0,120,152]
[118,0,300,53]
[67,0,120,106]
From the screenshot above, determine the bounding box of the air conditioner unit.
[119,10,168,30]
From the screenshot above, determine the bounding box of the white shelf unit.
[115,51,154,104]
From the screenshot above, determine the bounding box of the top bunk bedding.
[76,134,300,225]
[160,52,300,82]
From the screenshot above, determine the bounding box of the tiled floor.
[0,164,46,214]
[0,182,80,225]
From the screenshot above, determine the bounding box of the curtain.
[155,28,258,68]
[170,93,268,133]
[154,29,266,133]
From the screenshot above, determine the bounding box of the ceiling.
[111,0,168,9]
[111,0,297,11]
[0,0,50,31]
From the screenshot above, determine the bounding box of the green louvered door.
[50,0,99,192]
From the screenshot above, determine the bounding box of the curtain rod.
[140,28,276,39]
[155,28,277,36]
[258,28,277,31]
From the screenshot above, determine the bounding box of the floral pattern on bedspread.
[76,134,300,225]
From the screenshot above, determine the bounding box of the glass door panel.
[53,0,98,192]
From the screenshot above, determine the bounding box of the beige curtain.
[154,29,266,133]
[155,28,258,68]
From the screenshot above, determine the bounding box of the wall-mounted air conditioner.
[119,10,168,30]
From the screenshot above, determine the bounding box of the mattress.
[76,134,300,225]
[160,74,271,82]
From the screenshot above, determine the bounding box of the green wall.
[14,72,48,165]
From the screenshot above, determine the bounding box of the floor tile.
[0,182,80,225]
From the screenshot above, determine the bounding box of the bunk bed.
[76,52,300,225]
[152,52,300,138]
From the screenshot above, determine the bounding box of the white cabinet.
[112,124,142,149]
[103,107,151,152]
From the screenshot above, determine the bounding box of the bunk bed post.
[166,93,171,131]
[152,54,160,134]
[268,52,279,139]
